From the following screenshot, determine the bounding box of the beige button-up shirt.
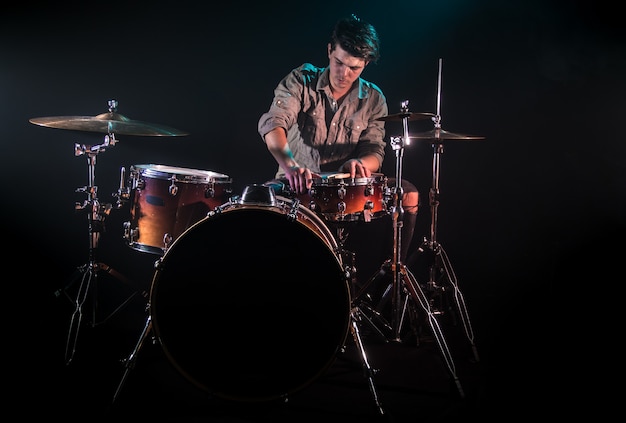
[258,63,388,178]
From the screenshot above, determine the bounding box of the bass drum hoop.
[149,198,350,402]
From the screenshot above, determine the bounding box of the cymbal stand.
[354,100,465,398]
[417,123,480,364]
[415,58,479,363]
[60,131,137,365]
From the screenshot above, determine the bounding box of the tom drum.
[124,164,232,255]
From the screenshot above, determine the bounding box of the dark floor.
[39,280,523,421]
[23,215,543,422]
[49,293,485,422]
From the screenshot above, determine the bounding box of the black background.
[2,0,623,415]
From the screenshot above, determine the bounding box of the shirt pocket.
[343,117,367,144]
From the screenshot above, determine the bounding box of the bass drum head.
[150,205,350,402]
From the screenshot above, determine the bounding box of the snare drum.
[124,164,232,255]
[296,172,388,223]
[150,190,350,401]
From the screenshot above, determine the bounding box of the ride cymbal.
[29,112,189,136]
[408,128,485,141]
[377,112,436,122]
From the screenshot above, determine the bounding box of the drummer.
[257,14,420,264]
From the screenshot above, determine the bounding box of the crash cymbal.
[377,112,436,122]
[408,128,485,141]
[29,112,189,136]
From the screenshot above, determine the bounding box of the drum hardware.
[115,165,131,208]
[113,189,385,416]
[240,183,278,205]
[410,59,483,366]
[325,223,387,415]
[353,98,466,398]
[356,59,483,399]
[31,99,188,364]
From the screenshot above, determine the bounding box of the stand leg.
[349,309,385,416]
[64,263,94,364]
[336,233,385,414]
[351,260,392,342]
[113,314,152,404]
[93,263,141,326]
[351,305,389,343]
[400,264,465,399]
[353,259,421,345]
[429,243,480,363]
[61,261,139,365]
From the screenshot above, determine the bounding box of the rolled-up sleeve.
[353,85,388,169]
[258,69,303,141]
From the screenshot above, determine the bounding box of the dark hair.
[330,14,380,63]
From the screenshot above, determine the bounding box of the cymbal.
[377,112,436,122]
[29,112,189,136]
[408,128,485,141]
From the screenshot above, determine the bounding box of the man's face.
[327,44,368,92]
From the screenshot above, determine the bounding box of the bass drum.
[149,193,351,402]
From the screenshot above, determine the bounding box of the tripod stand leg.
[113,314,153,404]
[401,265,465,399]
[64,265,94,365]
[352,259,422,344]
[351,259,393,342]
[349,308,385,416]
[437,246,480,363]
[62,261,140,364]
[351,305,389,343]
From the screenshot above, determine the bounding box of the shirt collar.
[317,67,368,101]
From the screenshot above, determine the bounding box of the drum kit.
[30,59,483,415]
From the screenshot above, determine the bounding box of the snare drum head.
[309,171,385,185]
[150,205,350,402]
